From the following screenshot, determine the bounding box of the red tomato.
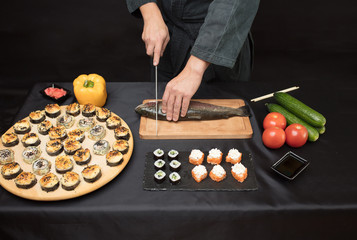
[262,127,286,149]
[263,112,287,130]
[285,124,308,148]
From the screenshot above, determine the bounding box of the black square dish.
[39,84,71,104]
[271,151,309,180]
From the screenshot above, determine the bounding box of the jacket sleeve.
[190,0,260,68]
[126,0,157,17]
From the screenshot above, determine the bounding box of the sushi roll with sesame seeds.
[68,129,85,143]
[112,140,129,154]
[1,162,22,180]
[73,148,91,165]
[55,155,74,174]
[29,110,46,124]
[14,172,37,189]
[21,132,41,147]
[106,115,121,129]
[96,107,111,122]
[22,146,42,164]
[48,126,67,141]
[32,159,51,176]
[61,171,80,191]
[13,119,31,134]
[106,150,123,167]
[0,149,15,165]
[114,126,130,140]
[37,120,53,135]
[46,139,63,156]
[66,102,81,116]
[1,132,19,147]
[82,165,102,183]
[39,173,59,192]
[82,103,96,117]
[63,139,82,155]
[45,103,61,118]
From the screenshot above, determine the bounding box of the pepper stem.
[83,80,94,88]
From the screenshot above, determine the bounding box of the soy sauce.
[275,155,306,178]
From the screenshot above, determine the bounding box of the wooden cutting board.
[139,99,253,139]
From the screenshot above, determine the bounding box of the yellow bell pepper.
[73,74,107,107]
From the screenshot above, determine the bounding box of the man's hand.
[162,55,210,121]
[139,3,170,66]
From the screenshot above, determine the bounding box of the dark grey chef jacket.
[126,0,260,82]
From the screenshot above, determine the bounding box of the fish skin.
[135,101,250,121]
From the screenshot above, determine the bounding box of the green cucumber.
[266,103,319,142]
[274,92,326,128]
[315,126,326,134]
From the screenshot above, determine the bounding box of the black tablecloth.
[1,81,356,239]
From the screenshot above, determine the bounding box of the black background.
[0,0,357,133]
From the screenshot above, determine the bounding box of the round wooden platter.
[0,105,134,201]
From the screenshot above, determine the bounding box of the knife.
[155,65,158,136]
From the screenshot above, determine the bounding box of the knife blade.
[155,65,158,136]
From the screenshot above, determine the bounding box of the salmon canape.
[226,148,242,164]
[191,165,208,183]
[209,165,226,182]
[189,149,204,165]
[207,148,223,165]
[231,163,248,183]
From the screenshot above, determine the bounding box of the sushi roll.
[112,140,129,154]
[169,160,181,172]
[1,162,22,180]
[37,120,53,135]
[106,115,121,129]
[68,129,85,143]
[56,114,75,129]
[21,132,41,147]
[63,138,82,155]
[106,150,123,167]
[81,165,102,183]
[88,125,106,141]
[96,107,111,122]
[191,165,208,183]
[189,149,204,165]
[93,140,110,156]
[61,171,80,191]
[22,146,42,164]
[153,149,164,160]
[77,117,96,132]
[1,132,19,147]
[207,148,223,165]
[45,103,61,118]
[231,163,248,183]
[49,126,67,141]
[209,165,226,182]
[82,103,96,117]
[114,126,130,140]
[168,150,179,161]
[73,148,91,165]
[55,155,74,174]
[29,110,46,124]
[39,173,59,192]
[0,149,15,165]
[14,172,37,189]
[46,139,64,156]
[32,158,51,176]
[154,159,165,170]
[226,148,242,164]
[66,102,81,116]
[13,119,31,134]
[154,170,166,184]
[169,172,181,185]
